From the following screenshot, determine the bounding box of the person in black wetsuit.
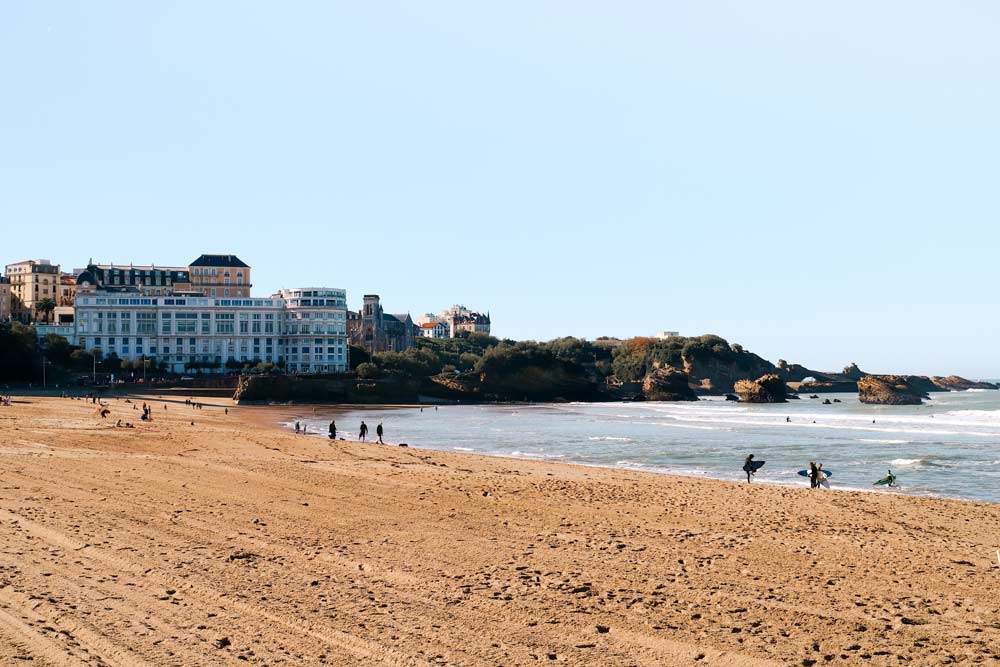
[329,420,337,440]
[808,461,820,488]
[359,421,368,442]
[376,422,384,444]
[743,454,756,483]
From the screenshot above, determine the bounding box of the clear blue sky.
[2,2,998,376]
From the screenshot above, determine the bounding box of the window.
[201,313,211,334]
[160,313,172,334]
[216,313,234,334]
[176,313,197,333]
[135,313,156,336]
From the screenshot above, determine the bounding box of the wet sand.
[1,395,998,665]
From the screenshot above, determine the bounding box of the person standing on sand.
[376,422,384,444]
[329,420,337,440]
[808,461,820,488]
[359,421,368,441]
[295,421,301,434]
[743,454,756,483]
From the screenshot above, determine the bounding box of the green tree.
[356,362,379,379]
[42,333,72,366]
[348,345,371,370]
[0,322,40,380]
[35,297,56,323]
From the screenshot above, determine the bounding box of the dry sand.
[1,395,998,666]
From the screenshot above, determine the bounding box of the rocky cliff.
[930,375,998,391]
[795,380,858,393]
[642,367,698,401]
[233,374,425,404]
[734,373,788,403]
[682,354,777,395]
[857,375,928,405]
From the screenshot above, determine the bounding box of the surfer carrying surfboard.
[808,461,819,488]
[742,454,764,483]
[874,469,897,487]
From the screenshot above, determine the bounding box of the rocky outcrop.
[796,380,858,393]
[233,374,423,404]
[642,368,698,401]
[857,375,927,405]
[478,362,597,402]
[930,375,998,392]
[734,373,788,403]
[682,354,777,395]
[841,363,865,380]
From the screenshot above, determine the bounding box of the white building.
[418,320,450,339]
[48,287,349,374]
[275,288,349,373]
[416,304,491,338]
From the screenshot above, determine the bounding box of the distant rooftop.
[189,254,249,268]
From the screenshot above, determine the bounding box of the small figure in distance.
[329,420,337,441]
[359,421,368,442]
[376,422,384,444]
[295,421,301,434]
[785,416,791,423]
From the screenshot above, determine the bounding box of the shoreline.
[262,402,989,506]
[2,395,999,664]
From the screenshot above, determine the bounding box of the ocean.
[288,390,1000,503]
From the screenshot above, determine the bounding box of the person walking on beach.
[376,422,384,444]
[808,461,820,488]
[329,420,337,440]
[295,421,301,434]
[743,454,756,483]
[359,421,368,442]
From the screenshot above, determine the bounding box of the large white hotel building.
[46,287,349,374]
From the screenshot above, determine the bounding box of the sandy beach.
[1,396,998,666]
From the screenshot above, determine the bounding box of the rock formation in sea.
[857,375,928,405]
[641,367,698,401]
[733,373,788,403]
[929,375,998,391]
